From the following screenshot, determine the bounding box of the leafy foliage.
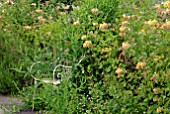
[0,0,170,113]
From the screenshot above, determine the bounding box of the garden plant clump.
[0,0,170,113]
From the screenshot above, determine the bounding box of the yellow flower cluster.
[164,1,170,9]
[122,42,130,50]
[163,1,170,15]
[122,14,132,21]
[83,40,92,48]
[99,23,109,31]
[102,47,111,53]
[119,15,131,37]
[156,107,163,113]
[81,35,87,40]
[144,20,158,26]
[136,62,146,69]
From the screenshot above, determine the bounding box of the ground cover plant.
[0,0,170,113]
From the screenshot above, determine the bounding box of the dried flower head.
[99,23,108,31]
[153,88,159,94]
[83,40,92,48]
[153,98,160,102]
[62,4,70,10]
[38,16,46,23]
[72,5,80,10]
[119,32,126,37]
[4,0,14,5]
[122,21,129,26]
[102,48,111,53]
[156,107,162,113]
[88,31,93,35]
[115,68,124,76]
[122,42,130,50]
[91,8,99,13]
[59,12,66,16]
[119,26,126,32]
[81,35,87,40]
[136,62,146,69]
[122,14,132,20]
[35,9,43,13]
[93,22,98,26]
[74,21,80,25]
[23,26,31,29]
[150,72,158,83]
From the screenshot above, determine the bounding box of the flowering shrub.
[0,0,170,113]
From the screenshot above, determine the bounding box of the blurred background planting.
[0,0,170,113]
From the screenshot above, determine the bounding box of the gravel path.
[0,95,38,114]
[0,95,23,113]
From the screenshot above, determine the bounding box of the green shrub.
[0,0,170,113]
[0,31,27,94]
[20,0,170,113]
